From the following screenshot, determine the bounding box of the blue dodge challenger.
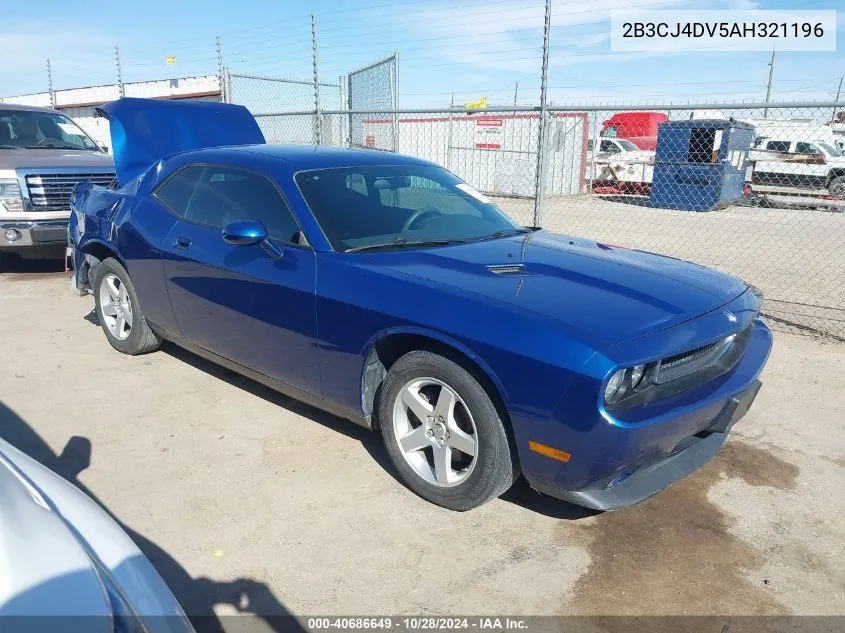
[69,99,772,511]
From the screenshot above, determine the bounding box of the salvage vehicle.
[69,98,772,511]
[0,436,194,632]
[0,103,114,259]
[587,138,655,190]
[749,136,845,198]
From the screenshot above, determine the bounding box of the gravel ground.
[496,195,845,339]
[1,261,843,629]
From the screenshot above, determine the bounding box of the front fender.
[359,325,512,412]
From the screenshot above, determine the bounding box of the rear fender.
[69,182,133,293]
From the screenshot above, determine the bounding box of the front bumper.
[529,380,761,510]
[0,219,69,249]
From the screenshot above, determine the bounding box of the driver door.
[158,164,320,396]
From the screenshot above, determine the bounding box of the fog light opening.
[4,229,21,242]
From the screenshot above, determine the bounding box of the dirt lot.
[497,195,845,338]
[1,260,844,627]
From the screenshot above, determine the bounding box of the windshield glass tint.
[0,109,98,150]
[295,165,520,251]
[617,139,639,151]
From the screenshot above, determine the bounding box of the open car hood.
[97,97,265,185]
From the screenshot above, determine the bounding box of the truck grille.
[654,333,737,384]
[25,173,115,212]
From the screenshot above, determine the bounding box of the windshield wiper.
[468,227,536,242]
[25,144,86,150]
[345,237,464,253]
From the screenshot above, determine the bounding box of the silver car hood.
[0,450,112,627]
[0,438,193,632]
[0,148,113,171]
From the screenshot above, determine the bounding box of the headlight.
[604,363,651,406]
[629,364,645,388]
[604,369,627,404]
[0,179,23,213]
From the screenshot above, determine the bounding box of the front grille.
[655,333,736,384]
[25,172,115,212]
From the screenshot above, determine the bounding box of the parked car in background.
[750,136,845,198]
[0,104,114,260]
[587,138,655,189]
[70,98,772,512]
[0,436,194,632]
[600,111,668,150]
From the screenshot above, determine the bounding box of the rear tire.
[378,350,518,511]
[93,257,161,355]
[828,175,845,199]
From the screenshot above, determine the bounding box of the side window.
[600,140,617,153]
[183,166,301,244]
[766,140,791,153]
[154,166,205,217]
[795,142,820,154]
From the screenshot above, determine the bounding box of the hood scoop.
[487,264,525,275]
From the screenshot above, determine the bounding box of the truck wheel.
[378,350,519,511]
[828,176,845,199]
[92,257,161,355]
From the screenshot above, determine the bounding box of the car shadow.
[0,251,67,278]
[0,399,305,633]
[596,194,653,208]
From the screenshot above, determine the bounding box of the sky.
[2,0,843,108]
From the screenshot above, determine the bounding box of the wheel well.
[80,242,121,289]
[361,333,510,431]
[827,169,845,184]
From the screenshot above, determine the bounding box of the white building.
[1,75,221,150]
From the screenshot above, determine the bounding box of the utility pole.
[532,0,551,227]
[115,46,125,98]
[46,59,55,108]
[311,12,321,145]
[215,34,224,102]
[764,46,776,118]
[514,82,519,106]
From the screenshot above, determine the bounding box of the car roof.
[0,102,62,114]
[209,144,436,170]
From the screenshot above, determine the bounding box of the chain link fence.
[233,100,845,340]
[347,54,398,150]
[225,70,343,145]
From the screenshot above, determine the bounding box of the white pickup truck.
[0,103,114,260]
[749,137,845,198]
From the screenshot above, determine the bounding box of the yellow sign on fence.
[464,96,487,110]
[166,56,176,65]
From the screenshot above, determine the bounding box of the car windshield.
[817,142,843,157]
[0,109,100,150]
[617,139,639,151]
[295,165,525,252]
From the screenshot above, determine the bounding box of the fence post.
[222,67,231,104]
[392,52,399,152]
[338,75,346,146]
[216,35,224,103]
[311,12,321,145]
[115,46,125,98]
[532,0,552,227]
[46,59,55,108]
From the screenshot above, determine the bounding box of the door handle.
[172,236,192,251]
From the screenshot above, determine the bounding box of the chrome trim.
[14,167,115,214]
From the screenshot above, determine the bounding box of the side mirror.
[99,144,109,153]
[222,219,267,246]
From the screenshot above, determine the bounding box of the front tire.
[828,175,845,199]
[93,257,161,355]
[378,350,518,511]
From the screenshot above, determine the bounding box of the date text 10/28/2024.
[307,618,528,630]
